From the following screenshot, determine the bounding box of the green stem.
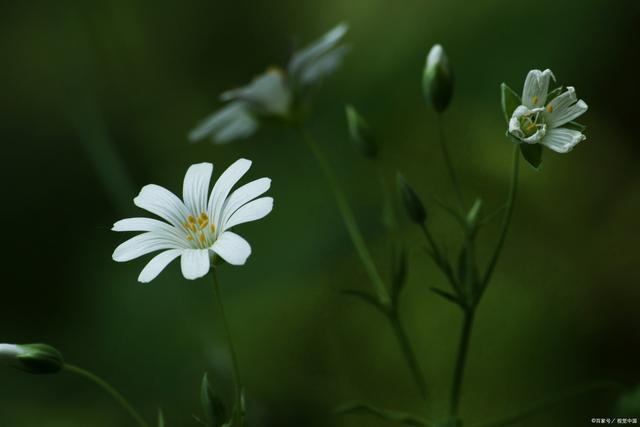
[449,309,474,420]
[479,145,520,299]
[389,312,428,399]
[211,269,242,403]
[297,126,391,306]
[470,381,625,427]
[437,114,465,210]
[375,163,397,231]
[64,364,149,427]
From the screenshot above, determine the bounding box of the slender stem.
[375,163,396,231]
[449,310,474,420]
[470,381,625,427]
[211,269,242,403]
[480,145,520,299]
[296,125,427,397]
[389,312,428,399]
[64,364,149,427]
[297,125,391,306]
[437,114,465,210]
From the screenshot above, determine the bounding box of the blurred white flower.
[508,69,588,153]
[0,343,64,374]
[189,23,349,144]
[112,160,273,283]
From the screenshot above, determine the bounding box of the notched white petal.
[541,128,586,153]
[211,231,252,265]
[113,232,185,262]
[220,177,272,228]
[221,69,291,117]
[183,163,213,215]
[223,197,273,231]
[188,102,259,144]
[138,249,183,283]
[180,249,211,280]
[134,184,190,228]
[208,158,252,225]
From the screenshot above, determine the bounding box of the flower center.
[518,110,545,137]
[183,212,216,248]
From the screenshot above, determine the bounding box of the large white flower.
[508,69,588,153]
[189,23,349,144]
[112,159,273,283]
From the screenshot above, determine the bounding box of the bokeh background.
[2,0,640,425]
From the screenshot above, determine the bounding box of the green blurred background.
[2,0,640,425]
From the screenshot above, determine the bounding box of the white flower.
[189,23,349,144]
[508,69,588,153]
[112,159,273,283]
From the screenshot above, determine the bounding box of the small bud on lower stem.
[396,173,426,224]
[422,44,454,113]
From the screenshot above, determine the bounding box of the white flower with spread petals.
[508,69,588,153]
[189,23,349,144]
[112,159,273,283]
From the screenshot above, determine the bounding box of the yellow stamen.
[210,223,216,233]
[187,235,193,241]
[188,215,196,224]
[199,219,209,229]
[199,233,206,242]
[526,123,536,133]
[546,104,553,113]
[200,212,208,220]
[532,96,539,105]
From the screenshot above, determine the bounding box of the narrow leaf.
[430,287,462,307]
[335,402,432,426]
[341,290,387,314]
[200,372,228,427]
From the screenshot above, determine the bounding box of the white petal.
[183,163,213,215]
[211,231,252,265]
[220,177,271,229]
[544,87,588,128]
[112,217,184,239]
[134,184,190,229]
[138,249,183,283]
[297,45,350,87]
[522,69,555,109]
[113,232,185,262]
[223,197,273,231]
[207,159,252,227]
[288,23,349,84]
[0,343,22,360]
[180,249,211,280]
[221,69,291,117]
[188,102,259,144]
[541,128,586,153]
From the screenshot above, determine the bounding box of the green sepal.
[15,343,64,375]
[564,121,586,132]
[335,401,431,426]
[465,198,483,237]
[520,143,543,170]
[396,172,426,225]
[345,104,378,158]
[545,86,563,103]
[500,83,521,123]
[200,372,228,427]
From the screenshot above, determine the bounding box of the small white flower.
[112,159,273,283]
[189,23,349,144]
[508,69,588,153]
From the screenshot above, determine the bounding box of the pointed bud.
[0,343,64,374]
[465,198,483,236]
[200,372,228,427]
[345,105,378,158]
[396,173,426,224]
[422,44,454,113]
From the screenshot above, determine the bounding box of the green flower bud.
[396,173,426,224]
[0,343,64,374]
[465,198,483,236]
[345,104,378,158]
[422,44,454,113]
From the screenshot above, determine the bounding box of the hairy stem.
[64,364,149,427]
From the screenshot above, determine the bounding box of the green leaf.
[341,290,387,314]
[500,83,521,123]
[335,402,433,426]
[391,247,408,304]
[430,287,463,307]
[520,143,543,170]
[157,409,165,427]
[545,86,563,103]
[200,372,228,427]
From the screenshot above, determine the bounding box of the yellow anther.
[184,222,190,229]
[532,96,539,105]
[200,219,209,229]
[188,215,196,224]
[526,123,536,132]
[200,212,208,220]
[546,104,553,113]
[198,233,206,242]
[187,235,193,241]
[210,223,216,233]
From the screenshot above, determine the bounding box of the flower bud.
[465,198,483,236]
[345,104,378,158]
[0,343,64,374]
[422,44,454,113]
[396,172,426,224]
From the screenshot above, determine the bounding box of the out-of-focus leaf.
[200,372,228,427]
[157,409,165,427]
[335,402,433,426]
[391,247,408,304]
[430,287,463,307]
[341,290,387,314]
